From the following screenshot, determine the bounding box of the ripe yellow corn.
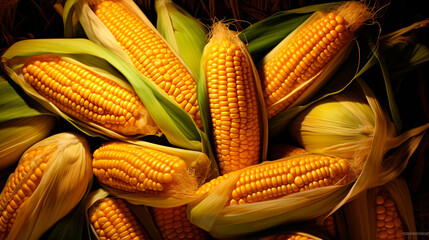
[260,2,373,118]
[21,55,157,136]
[204,22,262,174]
[92,141,198,194]
[375,189,404,239]
[89,197,150,239]
[152,205,208,240]
[196,155,349,205]
[90,0,202,128]
[0,144,54,238]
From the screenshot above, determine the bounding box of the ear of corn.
[343,177,416,240]
[188,153,357,237]
[1,38,203,151]
[64,0,203,130]
[200,21,268,174]
[0,132,93,240]
[288,79,429,213]
[152,205,209,240]
[155,0,207,78]
[238,2,342,60]
[259,1,374,119]
[92,140,213,207]
[0,76,56,170]
[85,188,163,240]
[89,197,151,240]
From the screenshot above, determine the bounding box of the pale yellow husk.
[1,132,93,240]
[0,115,56,170]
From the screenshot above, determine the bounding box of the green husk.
[155,0,208,78]
[1,39,203,151]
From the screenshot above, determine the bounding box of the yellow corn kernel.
[21,55,157,136]
[90,0,202,128]
[279,234,315,240]
[375,189,404,239]
[92,142,197,194]
[152,205,208,239]
[204,23,261,175]
[0,144,55,237]
[260,2,372,118]
[89,197,150,240]
[196,155,349,205]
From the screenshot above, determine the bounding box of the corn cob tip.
[334,1,376,34]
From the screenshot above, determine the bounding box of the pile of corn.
[0,0,428,239]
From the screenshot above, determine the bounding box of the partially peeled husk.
[63,0,205,152]
[155,0,207,78]
[85,188,163,240]
[342,177,417,240]
[98,140,215,208]
[0,132,93,240]
[0,75,56,170]
[186,80,428,238]
[259,1,375,118]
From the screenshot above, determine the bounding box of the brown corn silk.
[203,22,263,174]
[196,154,350,206]
[260,1,374,119]
[20,55,158,136]
[88,0,202,129]
[151,205,208,239]
[89,197,150,239]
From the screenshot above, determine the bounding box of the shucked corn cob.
[196,154,349,205]
[89,197,150,240]
[374,188,405,239]
[88,0,202,128]
[260,1,373,118]
[202,22,263,174]
[92,141,202,196]
[21,55,158,136]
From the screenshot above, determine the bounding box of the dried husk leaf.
[343,177,417,240]
[0,132,93,240]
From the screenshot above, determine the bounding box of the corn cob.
[375,188,404,239]
[0,132,92,240]
[203,22,262,174]
[196,154,349,205]
[0,144,54,238]
[89,197,150,240]
[152,205,208,239]
[260,1,373,118]
[92,141,199,195]
[21,55,158,136]
[89,0,202,128]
